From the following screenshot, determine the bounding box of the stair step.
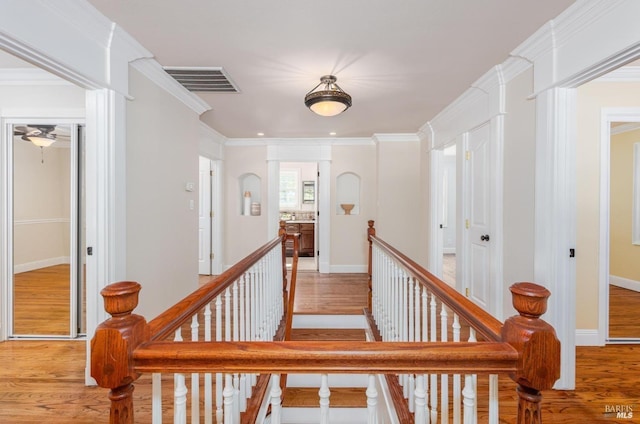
[292,314,366,329]
[283,387,367,408]
[289,328,366,341]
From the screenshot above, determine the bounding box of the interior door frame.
[2,117,85,339]
[598,108,640,344]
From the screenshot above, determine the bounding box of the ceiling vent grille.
[164,67,239,92]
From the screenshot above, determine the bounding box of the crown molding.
[594,66,640,82]
[372,133,420,143]
[501,56,533,84]
[611,122,640,135]
[0,68,72,85]
[130,58,211,115]
[226,137,373,147]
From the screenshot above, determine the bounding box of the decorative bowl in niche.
[340,203,355,215]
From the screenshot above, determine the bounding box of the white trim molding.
[610,275,640,292]
[575,329,601,346]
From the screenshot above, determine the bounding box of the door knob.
[480,234,490,242]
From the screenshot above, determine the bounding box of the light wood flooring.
[2,272,640,423]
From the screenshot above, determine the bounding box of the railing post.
[91,281,150,424]
[279,220,288,301]
[502,282,561,424]
[367,220,375,311]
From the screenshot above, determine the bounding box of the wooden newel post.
[91,281,150,424]
[367,220,375,311]
[279,220,288,306]
[502,282,561,424]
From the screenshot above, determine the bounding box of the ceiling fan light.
[304,75,352,117]
[24,134,56,147]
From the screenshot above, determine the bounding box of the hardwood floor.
[609,285,640,338]
[1,271,639,423]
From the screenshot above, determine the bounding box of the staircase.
[278,313,373,424]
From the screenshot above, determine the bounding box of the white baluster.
[152,373,162,424]
[429,293,438,423]
[440,304,448,423]
[319,374,330,424]
[223,374,234,424]
[239,276,249,404]
[414,374,427,424]
[453,314,461,424]
[216,296,223,423]
[204,304,213,424]
[173,329,187,424]
[489,374,499,424]
[468,328,478,423]
[366,374,378,424]
[269,374,282,424]
[191,315,200,424]
[462,374,475,424]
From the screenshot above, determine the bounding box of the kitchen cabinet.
[284,222,315,257]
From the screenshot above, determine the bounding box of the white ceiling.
[87,2,575,138]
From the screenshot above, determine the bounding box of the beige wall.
[224,145,270,265]
[502,68,537,317]
[331,144,377,268]
[13,142,70,268]
[576,81,640,329]
[610,128,640,281]
[126,68,201,319]
[376,139,423,257]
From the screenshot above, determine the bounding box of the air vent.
[164,67,239,92]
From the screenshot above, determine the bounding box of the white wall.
[501,67,537,317]
[125,67,201,319]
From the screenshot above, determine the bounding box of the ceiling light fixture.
[304,75,352,117]
[23,133,56,147]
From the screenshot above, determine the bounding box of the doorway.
[279,161,318,272]
[441,144,457,287]
[599,114,640,343]
[8,122,85,338]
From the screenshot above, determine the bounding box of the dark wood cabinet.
[284,222,315,257]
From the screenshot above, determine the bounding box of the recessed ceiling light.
[257,132,264,136]
[329,132,336,136]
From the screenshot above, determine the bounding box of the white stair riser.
[286,373,369,388]
[292,314,366,329]
[281,407,368,424]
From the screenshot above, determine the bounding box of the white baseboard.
[282,407,367,424]
[14,256,70,274]
[329,264,368,273]
[610,275,640,292]
[286,374,368,388]
[575,329,602,346]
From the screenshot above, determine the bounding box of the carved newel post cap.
[100,281,141,317]
[510,282,550,319]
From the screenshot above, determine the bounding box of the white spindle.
[366,374,378,424]
[489,374,499,424]
[319,374,330,424]
[469,328,478,423]
[462,374,476,424]
[453,314,461,424]
[223,374,234,424]
[204,304,213,424]
[430,293,438,423]
[414,374,427,424]
[152,373,162,424]
[269,374,282,424]
[174,330,187,424]
[191,315,200,424]
[440,304,449,423]
[215,296,223,423]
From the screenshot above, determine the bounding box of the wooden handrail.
[368,227,503,342]
[367,220,561,424]
[148,235,284,341]
[133,341,518,374]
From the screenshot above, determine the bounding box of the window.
[279,169,299,209]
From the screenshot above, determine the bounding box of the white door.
[465,123,492,311]
[198,156,212,275]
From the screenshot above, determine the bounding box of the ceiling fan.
[13,125,57,147]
